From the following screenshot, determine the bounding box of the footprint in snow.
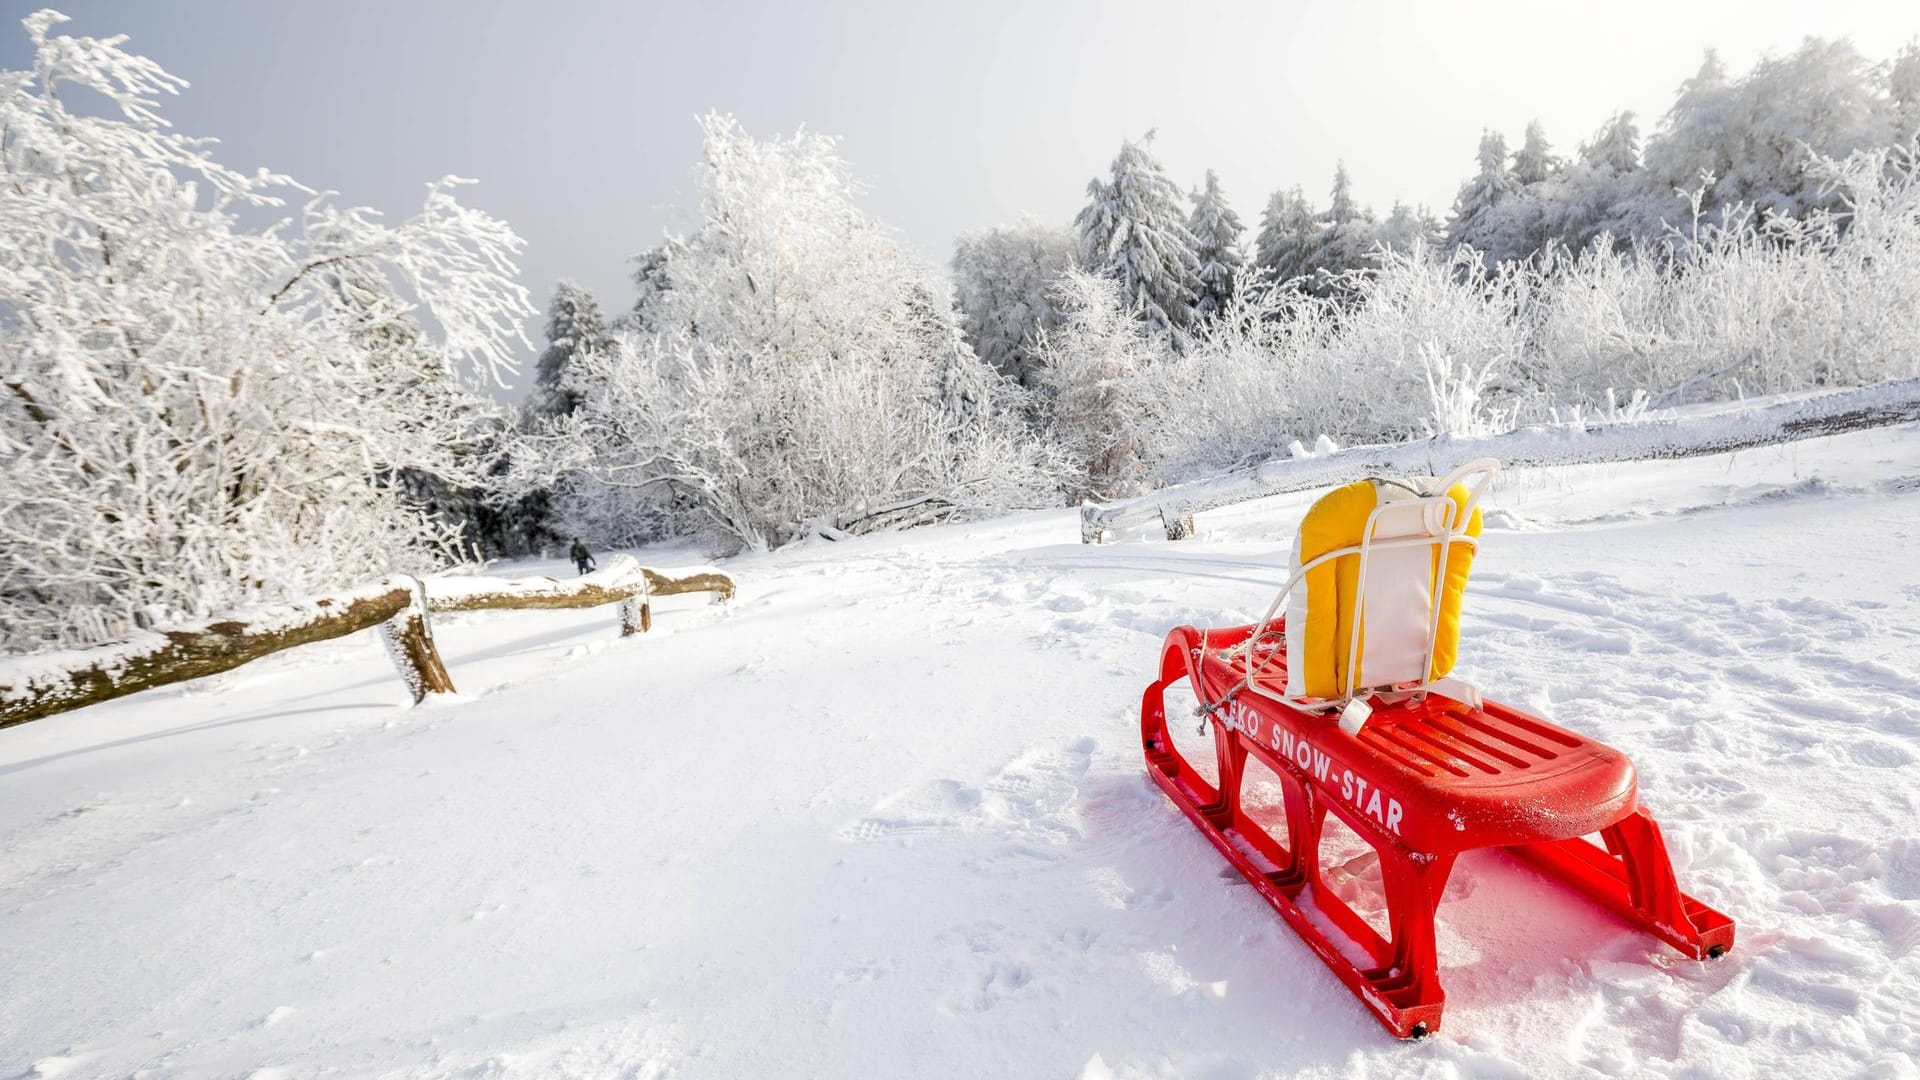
[835,779,983,843]
[836,738,1097,846]
[1848,738,1916,769]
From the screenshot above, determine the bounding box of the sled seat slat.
[1199,623,1639,851]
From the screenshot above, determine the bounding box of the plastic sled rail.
[1141,621,1734,1039]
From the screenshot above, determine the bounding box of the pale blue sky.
[4,1,1914,395]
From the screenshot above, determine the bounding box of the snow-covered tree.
[1300,162,1380,292]
[511,115,1062,551]
[1895,46,1920,145]
[1185,169,1246,320]
[528,281,612,422]
[1074,133,1204,349]
[1254,186,1320,284]
[1033,270,1167,500]
[1378,201,1440,255]
[625,245,672,332]
[1512,119,1560,185]
[1644,41,1895,223]
[1446,131,1517,254]
[1582,112,1643,173]
[1497,112,1650,257]
[0,10,533,652]
[950,221,1076,389]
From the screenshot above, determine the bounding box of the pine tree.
[529,281,612,422]
[1378,201,1439,254]
[1254,186,1319,284]
[1074,133,1204,349]
[1301,162,1379,291]
[1445,131,1517,253]
[627,245,672,332]
[1894,45,1920,145]
[1326,160,1359,224]
[1512,120,1559,186]
[1580,112,1642,173]
[1185,169,1246,321]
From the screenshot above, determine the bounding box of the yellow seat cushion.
[1291,478,1481,699]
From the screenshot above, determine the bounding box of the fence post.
[380,576,456,703]
[617,567,652,636]
[1160,503,1197,541]
[1080,503,1106,545]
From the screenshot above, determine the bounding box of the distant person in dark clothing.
[570,538,595,576]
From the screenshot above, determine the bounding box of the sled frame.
[1140,629,1735,1039]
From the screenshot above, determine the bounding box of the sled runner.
[1139,459,1733,1039]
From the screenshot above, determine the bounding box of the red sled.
[1138,460,1733,1039]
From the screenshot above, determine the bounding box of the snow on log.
[0,582,416,729]
[425,556,735,614]
[1081,376,1920,543]
[0,558,737,728]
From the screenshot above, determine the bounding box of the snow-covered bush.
[1032,270,1169,499]
[0,10,532,652]
[1144,278,1304,480]
[514,115,1064,551]
[1536,145,1920,407]
[1289,244,1531,443]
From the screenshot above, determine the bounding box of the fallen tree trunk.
[1082,376,1920,543]
[425,557,734,614]
[1,557,737,729]
[0,582,415,729]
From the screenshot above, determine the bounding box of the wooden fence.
[0,555,735,729]
[1080,376,1920,543]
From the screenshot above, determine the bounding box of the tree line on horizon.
[520,36,1920,528]
[4,10,1918,655]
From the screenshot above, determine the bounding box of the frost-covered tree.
[1473,124,1566,264]
[1185,169,1246,320]
[1300,162,1379,292]
[1074,133,1204,349]
[1488,112,1651,259]
[1644,41,1895,223]
[0,10,532,651]
[1895,46,1920,146]
[1254,186,1320,284]
[1378,201,1440,255]
[950,221,1076,389]
[1446,131,1517,254]
[330,261,542,561]
[528,281,612,422]
[512,115,1062,551]
[1512,119,1560,185]
[625,245,672,332]
[1033,270,1167,499]
[1583,112,1642,173]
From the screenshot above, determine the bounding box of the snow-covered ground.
[4,428,1919,1079]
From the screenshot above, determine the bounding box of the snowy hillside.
[4,428,1919,1079]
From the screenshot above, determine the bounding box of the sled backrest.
[1247,459,1497,705]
